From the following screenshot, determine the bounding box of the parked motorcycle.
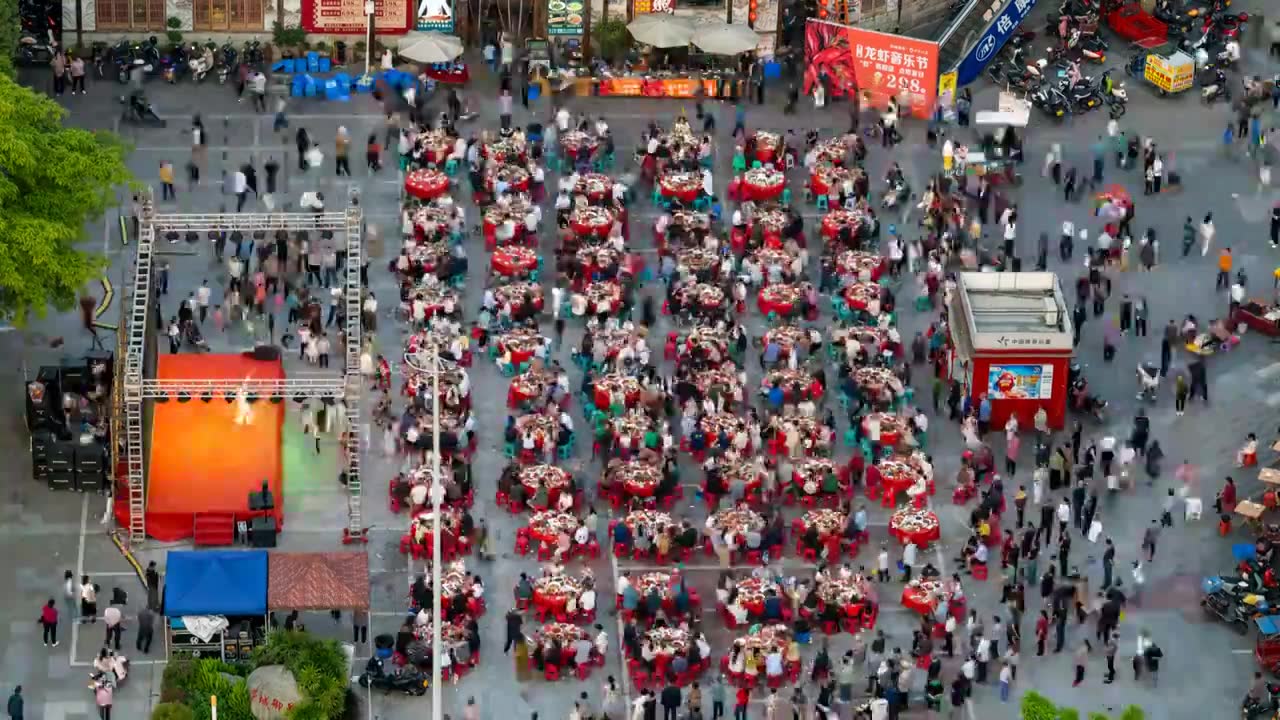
[358,659,428,695]
[217,39,237,84]
[242,39,264,67]
[119,93,166,127]
[189,42,215,82]
[1031,83,1070,118]
[1242,682,1280,719]
[1066,28,1108,63]
[1201,68,1230,103]
[161,43,188,83]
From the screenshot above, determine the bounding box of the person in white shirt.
[524,209,538,233]
[701,168,713,197]
[556,107,571,132]
[647,136,659,155]
[232,169,248,211]
[595,118,609,136]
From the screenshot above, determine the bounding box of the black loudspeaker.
[59,358,88,394]
[250,345,281,362]
[48,470,76,491]
[76,442,104,473]
[77,470,103,493]
[49,442,76,473]
[248,516,278,547]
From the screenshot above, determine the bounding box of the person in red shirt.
[40,599,58,647]
[734,686,750,720]
[1034,610,1049,657]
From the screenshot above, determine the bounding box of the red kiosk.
[947,273,1073,430]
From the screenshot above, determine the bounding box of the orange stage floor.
[118,353,285,542]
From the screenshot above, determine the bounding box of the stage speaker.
[77,468,104,493]
[48,470,76,491]
[248,516,278,548]
[59,358,88,394]
[250,345,281,362]
[49,442,76,472]
[31,430,54,461]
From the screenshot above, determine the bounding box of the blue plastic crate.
[333,72,351,90]
[763,61,780,80]
[306,51,319,73]
[318,57,331,73]
[290,76,307,97]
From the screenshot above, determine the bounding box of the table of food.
[763,325,810,356]
[408,506,463,549]
[609,460,662,498]
[836,251,885,281]
[405,168,450,200]
[416,129,456,165]
[573,173,613,202]
[901,579,952,615]
[731,576,782,617]
[532,569,593,611]
[483,196,535,242]
[520,464,573,506]
[609,411,655,450]
[644,626,691,658]
[668,210,711,237]
[752,246,795,273]
[852,365,900,397]
[509,368,556,405]
[763,368,814,399]
[801,509,848,538]
[861,412,910,449]
[814,138,847,166]
[709,505,765,539]
[888,507,941,546]
[756,283,804,317]
[842,281,882,312]
[622,509,678,538]
[482,137,528,165]
[515,412,560,450]
[661,117,697,150]
[404,284,460,320]
[527,510,582,544]
[754,131,785,164]
[693,364,742,400]
[740,166,786,202]
[820,208,866,240]
[485,164,530,194]
[771,414,828,455]
[698,412,748,444]
[752,207,790,242]
[536,621,587,648]
[791,457,837,494]
[593,372,642,410]
[575,245,619,276]
[496,328,547,364]
[713,459,766,494]
[559,131,600,160]
[410,202,458,240]
[583,281,623,315]
[676,248,719,275]
[633,571,675,596]
[675,282,727,313]
[405,239,452,273]
[492,245,538,277]
[735,624,791,655]
[493,281,545,314]
[413,619,472,647]
[681,326,730,359]
[403,361,468,402]
[659,171,703,204]
[816,574,870,614]
[810,163,861,198]
[570,205,615,237]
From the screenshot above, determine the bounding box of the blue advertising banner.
[954,0,1037,86]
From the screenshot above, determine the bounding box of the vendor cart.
[1140,45,1194,95]
[1108,2,1168,44]
[1256,614,1280,673]
[1233,300,1280,337]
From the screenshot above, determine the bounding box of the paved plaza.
[1,8,1280,719]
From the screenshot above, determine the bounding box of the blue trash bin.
[318,57,331,73]
[290,76,306,97]
[306,51,319,73]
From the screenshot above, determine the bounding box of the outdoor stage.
[117,353,286,541]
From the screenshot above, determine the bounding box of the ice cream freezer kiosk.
[1142,47,1193,95]
[945,272,1074,430]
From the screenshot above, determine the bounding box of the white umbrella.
[627,14,695,48]
[691,22,760,55]
[396,31,464,64]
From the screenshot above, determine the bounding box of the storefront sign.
[955,0,1038,86]
[802,20,938,120]
[599,76,715,97]
[416,0,455,32]
[547,0,586,34]
[632,0,675,13]
[938,70,956,99]
[302,0,413,34]
[987,364,1054,400]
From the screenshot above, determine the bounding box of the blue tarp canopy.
[163,550,268,617]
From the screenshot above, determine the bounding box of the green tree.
[0,0,18,79]
[1020,691,1059,720]
[1118,707,1145,720]
[595,19,632,63]
[0,74,132,325]
[1087,713,1112,720]
[151,703,195,720]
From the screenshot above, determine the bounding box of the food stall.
[946,272,1073,430]
[162,550,268,661]
[1139,44,1194,96]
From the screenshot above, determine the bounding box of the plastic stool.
[816,195,829,211]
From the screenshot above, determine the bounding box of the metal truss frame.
[122,188,364,545]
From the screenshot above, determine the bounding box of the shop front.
[946,272,1073,430]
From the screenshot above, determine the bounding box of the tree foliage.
[1019,691,1145,720]
[151,703,196,720]
[0,0,17,79]
[0,73,132,324]
[596,19,633,62]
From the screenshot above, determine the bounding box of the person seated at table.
[764,645,785,681]
[613,518,633,549]
[673,522,699,551]
[762,590,785,621]
[1237,434,1259,467]
[553,528,574,562]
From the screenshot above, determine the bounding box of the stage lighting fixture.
[246,393,259,404]
[177,391,191,403]
[224,392,236,403]
[269,396,283,404]
[200,391,213,403]
[154,394,169,403]
[294,395,307,404]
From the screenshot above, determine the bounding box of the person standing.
[1103,632,1119,684]
[335,127,351,177]
[504,608,522,653]
[1200,213,1216,256]
[1072,640,1092,687]
[70,54,86,94]
[39,599,58,647]
[79,576,97,623]
[998,661,1012,702]
[233,167,248,212]
[1142,521,1160,561]
[1034,610,1048,656]
[6,687,22,720]
[103,603,123,650]
[295,127,311,172]
[1216,247,1234,290]
[1101,538,1116,589]
[159,161,176,201]
[660,681,681,720]
[52,51,66,96]
[94,679,113,720]
[135,605,155,653]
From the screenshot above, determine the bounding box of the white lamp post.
[404,341,454,720]
[364,0,377,77]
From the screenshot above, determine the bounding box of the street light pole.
[364,0,377,77]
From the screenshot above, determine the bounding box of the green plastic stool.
[504,442,517,459]
[781,188,792,206]
[732,154,747,173]
[547,155,561,172]
[816,196,830,211]
[751,160,763,169]
[903,387,915,405]
[557,443,574,460]
[843,427,858,448]
[767,311,779,324]
[445,158,460,176]
[914,295,931,312]
[652,187,665,205]
[500,363,517,378]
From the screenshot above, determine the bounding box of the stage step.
[193,512,236,546]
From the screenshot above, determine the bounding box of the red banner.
[302,0,414,34]
[802,20,938,120]
[599,76,714,98]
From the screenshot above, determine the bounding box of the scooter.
[161,43,187,83]
[16,34,54,65]
[119,93,167,127]
[188,43,214,83]
[881,181,910,209]
[1201,69,1230,103]
[1135,362,1159,402]
[217,40,237,84]
[242,39,264,67]
[1067,28,1108,63]
[358,658,429,695]
[1242,683,1280,719]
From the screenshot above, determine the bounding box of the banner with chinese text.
[632,0,675,13]
[416,0,455,31]
[802,19,938,119]
[302,0,413,34]
[599,76,715,97]
[548,0,586,34]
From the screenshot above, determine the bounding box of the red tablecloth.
[493,248,537,276]
[888,522,941,547]
[423,64,470,84]
[742,178,785,202]
[571,211,614,238]
[593,384,640,411]
[757,289,797,316]
[405,169,449,200]
[484,217,528,243]
[755,146,779,164]
[487,174,530,194]
[499,341,536,365]
[861,418,901,447]
[659,178,701,204]
[901,586,937,615]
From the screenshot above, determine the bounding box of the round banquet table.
[888,512,941,546]
[755,144,779,164]
[593,380,641,411]
[492,248,538,276]
[405,169,450,200]
[570,209,614,237]
[487,173,530,195]
[741,176,785,202]
[861,414,903,447]
[483,213,528,244]
[821,210,864,240]
[900,585,939,615]
[532,587,573,612]
[498,337,539,364]
[659,176,702,204]
[756,288,797,316]
[843,282,880,312]
[509,371,550,405]
[837,252,885,281]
